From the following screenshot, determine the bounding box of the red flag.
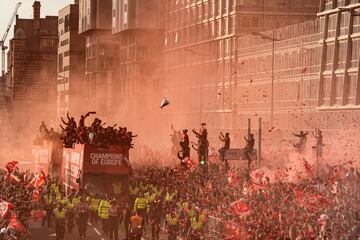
[5,161,18,173]
[274,170,289,182]
[29,171,46,189]
[231,200,251,215]
[32,190,40,202]
[293,188,304,199]
[228,170,241,186]
[185,159,196,171]
[31,210,46,220]
[248,181,268,193]
[0,200,12,218]
[224,220,250,239]
[8,213,25,233]
[5,173,21,184]
[303,160,313,176]
[252,169,265,180]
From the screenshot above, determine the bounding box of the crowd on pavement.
[5,122,360,240]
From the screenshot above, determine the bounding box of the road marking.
[49,233,56,237]
[93,227,101,236]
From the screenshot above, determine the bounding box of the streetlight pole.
[271,30,275,128]
[252,31,281,128]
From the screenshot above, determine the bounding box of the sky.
[0,0,73,46]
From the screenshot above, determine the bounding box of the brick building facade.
[7,1,58,129]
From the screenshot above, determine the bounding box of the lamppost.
[252,31,283,128]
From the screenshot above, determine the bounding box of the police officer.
[42,191,54,227]
[98,195,110,236]
[166,211,179,240]
[88,193,100,225]
[133,192,148,221]
[129,182,140,202]
[66,195,77,233]
[54,204,66,240]
[189,211,204,240]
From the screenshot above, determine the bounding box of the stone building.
[7,1,58,129]
[58,2,85,120]
[112,0,163,124]
[79,0,119,119]
[161,0,320,127]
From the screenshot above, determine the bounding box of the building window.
[64,15,70,33]
[60,39,69,47]
[238,0,251,6]
[241,16,251,28]
[252,16,259,28]
[58,53,63,73]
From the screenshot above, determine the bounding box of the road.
[29,220,170,240]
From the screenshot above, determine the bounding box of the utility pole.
[258,118,262,166]
[252,31,282,128]
[271,30,275,128]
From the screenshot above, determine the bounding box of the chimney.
[33,1,41,20]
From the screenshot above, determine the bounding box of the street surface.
[29,220,170,240]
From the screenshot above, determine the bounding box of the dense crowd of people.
[7,157,352,240]
[0,162,42,240]
[10,120,360,239]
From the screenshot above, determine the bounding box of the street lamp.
[251,31,283,128]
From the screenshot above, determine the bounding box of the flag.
[248,181,268,193]
[5,173,20,183]
[252,169,265,180]
[274,170,288,182]
[32,190,40,202]
[185,159,196,171]
[293,188,304,199]
[31,210,46,220]
[29,171,46,189]
[228,170,241,186]
[0,200,12,218]
[5,161,18,173]
[303,159,313,176]
[231,200,251,215]
[8,213,25,233]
